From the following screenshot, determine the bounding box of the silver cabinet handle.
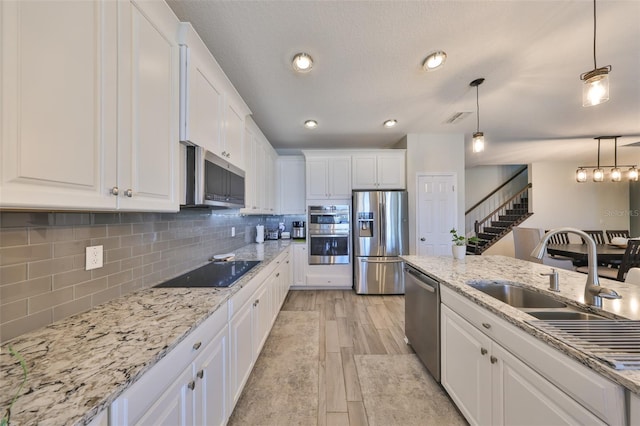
[490,356,498,364]
[193,342,202,350]
[197,370,204,379]
[188,381,195,390]
[124,189,133,197]
[482,323,491,329]
[111,186,119,196]
[480,348,488,355]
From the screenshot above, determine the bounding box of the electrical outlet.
[231,227,236,237]
[86,245,104,271]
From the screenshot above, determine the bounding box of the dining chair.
[606,230,630,243]
[545,230,570,244]
[581,230,606,245]
[626,268,640,285]
[578,240,640,281]
[512,227,575,271]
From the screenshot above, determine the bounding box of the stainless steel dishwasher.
[404,264,441,382]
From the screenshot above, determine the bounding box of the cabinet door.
[117,0,179,212]
[376,153,405,189]
[135,366,194,426]
[278,157,306,214]
[491,344,605,426]
[241,126,258,212]
[185,47,223,155]
[254,138,267,211]
[352,155,378,189]
[306,158,329,199]
[293,244,308,286]
[223,101,245,169]
[0,0,118,210]
[229,300,254,407]
[328,157,352,198]
[253,280,273,356]
[441,305,492,426]
[194,325,229,426]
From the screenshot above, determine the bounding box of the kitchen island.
[402,254,640,425]
[0,240,291,426]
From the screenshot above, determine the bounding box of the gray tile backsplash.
[0,209,274,343]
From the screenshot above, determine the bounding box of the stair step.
[484,226,507,234]
[499,215,523,222]
[506,209,528,216]
[490,221,512,228]
[478,232,500,240]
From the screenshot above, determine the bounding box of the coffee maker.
[292,221,306,239]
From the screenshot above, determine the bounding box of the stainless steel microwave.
[180,143,245,209]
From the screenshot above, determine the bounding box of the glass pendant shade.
[583,73,610,107]
[611,167,622,182]
[472,132,485,153]
[593,168,605,182]
[576,168,588,182]
[629,167,639,181]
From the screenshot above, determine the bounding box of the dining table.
[546,243,627,264]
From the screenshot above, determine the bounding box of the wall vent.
[444,111,471,124]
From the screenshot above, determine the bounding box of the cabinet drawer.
[440,285,625,425]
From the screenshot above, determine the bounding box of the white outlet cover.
[231,227,236,237]
[86,245,104,270]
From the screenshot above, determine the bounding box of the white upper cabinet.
[352,150,405,190]
[0,0,179,212]
[177,23,249,170]
[117,0,180,211]
[0,0,118,210]
[277,156,306,214]
[241,117,275,214]
[304,153,351,200]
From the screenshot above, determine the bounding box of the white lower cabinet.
[440,285,624,426]
[110,248,291,426]
[110,303,229,426]
[292,243,308,286]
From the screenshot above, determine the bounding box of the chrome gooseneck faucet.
[531,227,621,308]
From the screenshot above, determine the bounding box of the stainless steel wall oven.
[308,205,350,264]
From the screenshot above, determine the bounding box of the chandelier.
[576,136,638,182]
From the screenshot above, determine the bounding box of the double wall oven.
[308,205,350,264]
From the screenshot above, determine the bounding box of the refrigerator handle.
[380,199,386,251]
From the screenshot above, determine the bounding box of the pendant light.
[470,78,485,153]
[580,0,612,107]
[575,136,638,182]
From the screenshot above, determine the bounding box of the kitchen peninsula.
[402,254,640,425]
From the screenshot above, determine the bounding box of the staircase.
[465,166,532,255]
[468,187,532,254]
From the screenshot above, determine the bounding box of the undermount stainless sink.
[467,280,567,309]
[526,310,607,321]
[466,279,612,321]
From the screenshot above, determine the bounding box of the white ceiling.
[166,0,640,167]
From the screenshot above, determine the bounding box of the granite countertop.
[401,254,640,395]
[0,240,291,426]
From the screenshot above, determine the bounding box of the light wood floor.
[280,289,415,426]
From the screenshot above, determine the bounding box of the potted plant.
[450,229,479,259]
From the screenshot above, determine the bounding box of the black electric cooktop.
[154,260,261,288]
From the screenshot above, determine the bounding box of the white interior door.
[416,174,457,256]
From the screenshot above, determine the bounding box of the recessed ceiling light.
[383,119,398,128]
[304,120,318,129]
[422,51,447,71]
[292,53,313,73]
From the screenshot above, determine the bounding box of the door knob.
[420,238,426,241]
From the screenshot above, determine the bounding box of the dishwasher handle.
[405,267,439,293]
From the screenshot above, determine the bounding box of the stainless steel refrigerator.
[353,190,409,294]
